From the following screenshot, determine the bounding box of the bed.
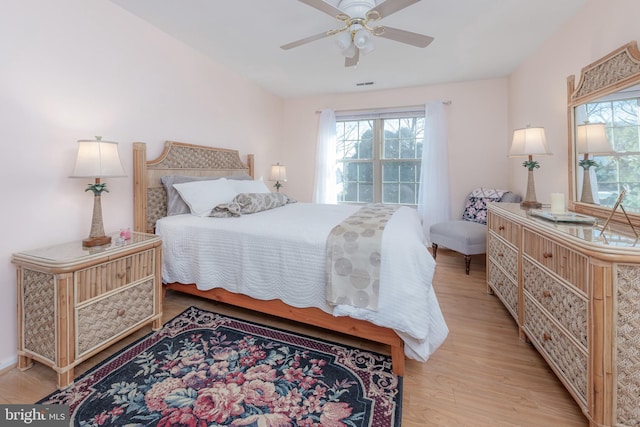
[133,141,448,375]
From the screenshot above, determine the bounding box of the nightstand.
[12,232,162,389]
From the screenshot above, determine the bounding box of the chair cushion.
[430,220,487,255]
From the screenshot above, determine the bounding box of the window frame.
[581,95,640,209]
[335,108,425,205]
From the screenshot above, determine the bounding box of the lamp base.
[520,200,542,209]
[580,167,595,204]
[82,235,112,247]
[521,168,541,210]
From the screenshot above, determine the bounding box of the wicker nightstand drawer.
[523,258,587,347]
[523,294,588,406]
[76,279,156,357]
[75,249,155,304]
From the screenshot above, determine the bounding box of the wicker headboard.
[133,141,255,233]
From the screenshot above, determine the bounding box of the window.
[335,111,424,205]
[582,96,640,210]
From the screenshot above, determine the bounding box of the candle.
[551,193,565,214]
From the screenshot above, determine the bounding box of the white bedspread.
[156,203,448,361]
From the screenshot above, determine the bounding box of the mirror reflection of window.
[576,85,640,212]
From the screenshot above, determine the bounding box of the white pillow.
[172,178,238,217]
[231,179,271,194]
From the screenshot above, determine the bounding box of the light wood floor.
[0,249,589,426]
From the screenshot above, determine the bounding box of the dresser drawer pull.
[117,309,126,317]
[542,290,552,298]
[543,332,552,342]
[498,225,505,231]
[543,252,553,259]
[117,272,126,279]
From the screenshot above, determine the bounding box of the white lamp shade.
[342,42,357,58]
[336,31,352,51]
[70,138,126,178]
[576,123,612,154]
[269,164,287,181]
[353,28,372,49]
[508,126,551,157]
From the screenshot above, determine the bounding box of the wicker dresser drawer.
[523,229,588,293]
[522,258,587,347]
[488,233,518,279]
[76,279,156,357]
[488,211,520,247]
[75,249,155,304]
[488,259,518,319]
[523,294,588,406]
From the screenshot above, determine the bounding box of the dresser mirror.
[567,41,640,227]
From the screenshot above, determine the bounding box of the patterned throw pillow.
[210,192,296,217]
[461,188,508,225]
[462,196,498,225]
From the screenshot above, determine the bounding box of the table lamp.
[509,126,551,209]
[269,163,287,192]
[70,137,126,247]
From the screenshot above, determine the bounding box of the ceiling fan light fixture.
[342,42,357,58]
[359,41,375,55]
[335,31,352,51]
[353,28,372,49]
[338,0,376,19]
[282,0,433,68]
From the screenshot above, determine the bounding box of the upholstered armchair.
[429,188,520,274]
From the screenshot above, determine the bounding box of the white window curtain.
[418,101,450,244]
[313,108,337,204]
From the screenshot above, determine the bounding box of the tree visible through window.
[336,114,424,205]
[583,97,640,211]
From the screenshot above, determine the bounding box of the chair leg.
[464,255,471,275]
[432,243,438,260]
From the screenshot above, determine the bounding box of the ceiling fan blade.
[280,31,331,50]
[369,0,420,19]
[297,0,344,19]
[345,47,360,68]
[377,26,434,48]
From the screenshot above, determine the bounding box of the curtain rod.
[315,101,451,114]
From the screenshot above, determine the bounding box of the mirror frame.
[567,40,640,227]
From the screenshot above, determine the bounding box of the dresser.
[487,203,640,427]
[12,232,162,389]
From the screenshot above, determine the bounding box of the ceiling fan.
[280,0,434,67]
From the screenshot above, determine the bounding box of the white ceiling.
[108,0,587,99]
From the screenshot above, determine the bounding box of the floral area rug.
[38,306,402,426]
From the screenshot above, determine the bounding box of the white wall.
[508,0,640,205]
[0,0,283,368]
[282,78,511,213]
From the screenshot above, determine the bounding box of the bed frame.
[132,141,405,375]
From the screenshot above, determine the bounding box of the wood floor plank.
[0,249,589,426]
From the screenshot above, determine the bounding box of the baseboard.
[0,356,17,374]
